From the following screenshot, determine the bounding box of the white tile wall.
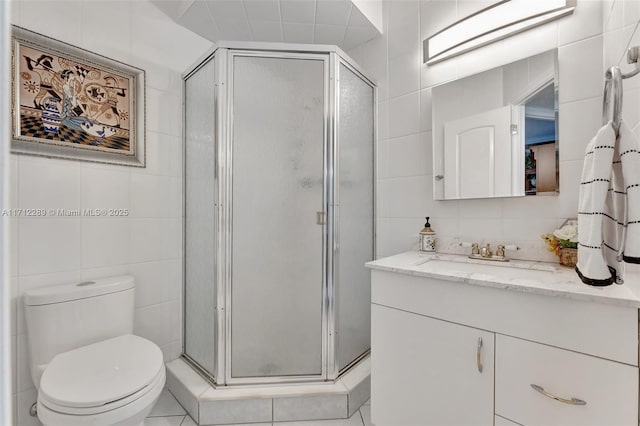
[8,1,213,425]
[351,0,619,263]
[388,92,420,138]
[604,0,640,276]
[559,97,603,162]
[17,157,82,211]
[607,2,640,112]
[558,36,603,104]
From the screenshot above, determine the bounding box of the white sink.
[419,258,562,281]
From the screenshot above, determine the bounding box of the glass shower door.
[229,54,327,380]
[184,58,217,376]
[335,62,375,372]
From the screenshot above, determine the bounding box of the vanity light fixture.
[423,0,575,65]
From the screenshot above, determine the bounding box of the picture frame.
[10,26,146,167]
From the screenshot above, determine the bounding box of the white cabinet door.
[444,105,513,199]
[371,304,494,426]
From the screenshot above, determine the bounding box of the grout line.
[147,414,186,419]
[358,406,365,426]
[558,95,603,107]
[240,0,254,41]
[14,257,182,281]
[377,173,433,182]
[605,0,617,30]
[277,0,284,42]
[559,93,608,105]
[558,32,603,50]
[312,0,317,44]
[128,0,133,83]
[385,88,423,104]
[342,3,353,49]
[618,19,640,66]
[203,1,222,41]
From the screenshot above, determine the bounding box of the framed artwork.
[10,26,146,167]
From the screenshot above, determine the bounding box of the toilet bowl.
[23,276,167,426]
[36,335,165,426]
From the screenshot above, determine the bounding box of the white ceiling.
[152,0,382,51]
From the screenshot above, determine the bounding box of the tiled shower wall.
[7,2,212,425]
[348,0,614,263]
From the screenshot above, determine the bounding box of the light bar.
[424,0,575,65]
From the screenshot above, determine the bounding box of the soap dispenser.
[419,217,436,252]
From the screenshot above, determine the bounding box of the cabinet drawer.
[495,335,638,426]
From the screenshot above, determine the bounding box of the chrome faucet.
[464,242,516,262]
[460,242,520,262]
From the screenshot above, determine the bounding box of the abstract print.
[16,44,132,153]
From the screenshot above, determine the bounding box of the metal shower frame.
[182,41,377,386]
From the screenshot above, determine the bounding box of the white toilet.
[23,275,166,426]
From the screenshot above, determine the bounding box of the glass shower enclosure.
[183,42,375,385]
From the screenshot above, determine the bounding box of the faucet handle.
[496,244,505,258]
[459,241,481,255]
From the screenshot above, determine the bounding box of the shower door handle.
[317,211,326,225]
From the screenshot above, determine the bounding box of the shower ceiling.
[152,0,382,51]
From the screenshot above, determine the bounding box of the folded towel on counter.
[576,120,640,286]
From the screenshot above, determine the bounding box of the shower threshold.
[166,355,371,425]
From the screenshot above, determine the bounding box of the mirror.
[432,49,559,200]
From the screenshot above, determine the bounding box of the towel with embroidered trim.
[576,120,640,286]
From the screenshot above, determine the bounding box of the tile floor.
[146,389,373,426]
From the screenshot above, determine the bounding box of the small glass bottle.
[419,217,436,252]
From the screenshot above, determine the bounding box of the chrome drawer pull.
[530,384,587,406]
[477,337,483,373]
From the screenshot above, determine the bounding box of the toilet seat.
[39,334,163,415]
[37,368,165,426]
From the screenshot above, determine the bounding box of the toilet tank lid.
[24,275,134,306]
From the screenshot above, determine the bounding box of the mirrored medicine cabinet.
[432,49,559,201]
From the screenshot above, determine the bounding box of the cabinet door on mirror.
[444,105,515,199]
[371,304,495,426]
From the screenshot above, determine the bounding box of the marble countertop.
[366,251,640,308]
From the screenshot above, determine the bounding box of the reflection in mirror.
[432,49,558,200]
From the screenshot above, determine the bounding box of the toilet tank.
[23,275,135,389]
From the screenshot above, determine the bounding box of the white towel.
[576,120,640,286]
[619,122,640,262]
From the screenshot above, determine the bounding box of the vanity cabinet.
[369,257,640,426]
[372,305,494,425]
